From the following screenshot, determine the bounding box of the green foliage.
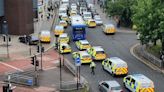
[106,0,135,27]
[131,0,164,50]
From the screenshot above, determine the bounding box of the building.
[0,0,35,35]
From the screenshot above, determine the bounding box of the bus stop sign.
[75,58,81,66]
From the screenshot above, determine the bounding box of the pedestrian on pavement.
[90,62,96,75]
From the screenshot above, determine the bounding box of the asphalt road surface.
[60,1,164,92]
[63,25,164,92]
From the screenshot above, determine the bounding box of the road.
[58,1,164,92]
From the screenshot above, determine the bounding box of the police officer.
[90,62,96,75]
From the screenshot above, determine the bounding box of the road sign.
[75,58,81,66]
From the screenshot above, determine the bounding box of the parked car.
[99,80,123,92]
[19,35,39,45]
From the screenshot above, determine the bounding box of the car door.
[100,82,109,92]
[103,59,108,70]
[107,60,113,73]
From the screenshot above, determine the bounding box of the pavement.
[0,7,76,92]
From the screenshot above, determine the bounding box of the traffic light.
[41,47,44,52]
[3,35,6,42]
[37,45,40,53]
[36,60,39,66]
[31,56,35,65]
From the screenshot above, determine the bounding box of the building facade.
[0,0,34,35]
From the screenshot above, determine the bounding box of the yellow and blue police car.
[87,46,106,60]
[58,33,69,43]
[75,40,91,50]
[72,51,92,64]
[59,43,71,54]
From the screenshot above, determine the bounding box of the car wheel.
[112,72,115,77]
[102,65,105,70]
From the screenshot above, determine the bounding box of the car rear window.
[111,86,121,90]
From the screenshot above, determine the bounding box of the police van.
[102,57,128,76]
[123,74,154,92]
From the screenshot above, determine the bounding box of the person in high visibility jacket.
[90,62,96,75]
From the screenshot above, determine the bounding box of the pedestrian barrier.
[4,70,39,86]
[136,45,164,68]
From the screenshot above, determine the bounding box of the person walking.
[90,62,96,75]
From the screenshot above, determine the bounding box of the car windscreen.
[111,86,121,90]
[82,55,91,58]
[96,51,105,54]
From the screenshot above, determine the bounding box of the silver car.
[98,80,123,92]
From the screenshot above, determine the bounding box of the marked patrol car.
[102,57,128,76]
[87,46,106,60]
[58,33,69,43]
[102,24,116,34]
[123,74,154,92]
[59,20,68,28]
[72,51,92,64]
[75,40,91,50]
[59,43,71,54]
[54,25,64,36]
[40,30,51,43]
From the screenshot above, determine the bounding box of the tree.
[106,0,134,27]
[131,0,164,51]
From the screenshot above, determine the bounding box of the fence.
[137,45,164,68]
[4,69,39,86]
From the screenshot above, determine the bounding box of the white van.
[83,12,92,21]
[59,7,67,16]
[60,0,69,7]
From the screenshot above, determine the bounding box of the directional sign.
[75,57,81,66]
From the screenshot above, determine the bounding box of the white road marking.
[0,62,23,72]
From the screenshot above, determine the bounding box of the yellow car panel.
[87,20,96,27]
[60,43,71,53]
[40,30,51,43]
[58,33,69,43]
[103,24,116,34]
[54,25,64,35]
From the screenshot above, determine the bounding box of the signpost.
[75,57,81,90]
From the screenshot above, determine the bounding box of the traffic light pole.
[40,41,43,71]
[6,35,9,58]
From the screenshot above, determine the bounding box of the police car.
[58,33,69,43]
[102,57,128,76]
[59,43,71,54]
[75,40,91,50]
[123,74,154,92]
[59,20,68,28]
[72,51,92,64]
[87,46,106,60]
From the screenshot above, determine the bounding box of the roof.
[71,15,85,26]
[83,12,91,14]
[60,20,66,23]
[60,43,69,47]
[79,51,90,56]
[92,46,104,51]
[109,57,127,65]
[40,30,50,35]
[105,80,121,87]
[59,33,68,37]
[131,74,153,83]
[104,24,115,28]
[55,25,64,30]
[79,40,89,44]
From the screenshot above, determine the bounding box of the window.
[108,61,112,65]
[126,77,130,81]
[102,82,109,89]
[131,78,135,84]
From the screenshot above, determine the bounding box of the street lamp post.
[55,34,62,89]
[2,20,10,58]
